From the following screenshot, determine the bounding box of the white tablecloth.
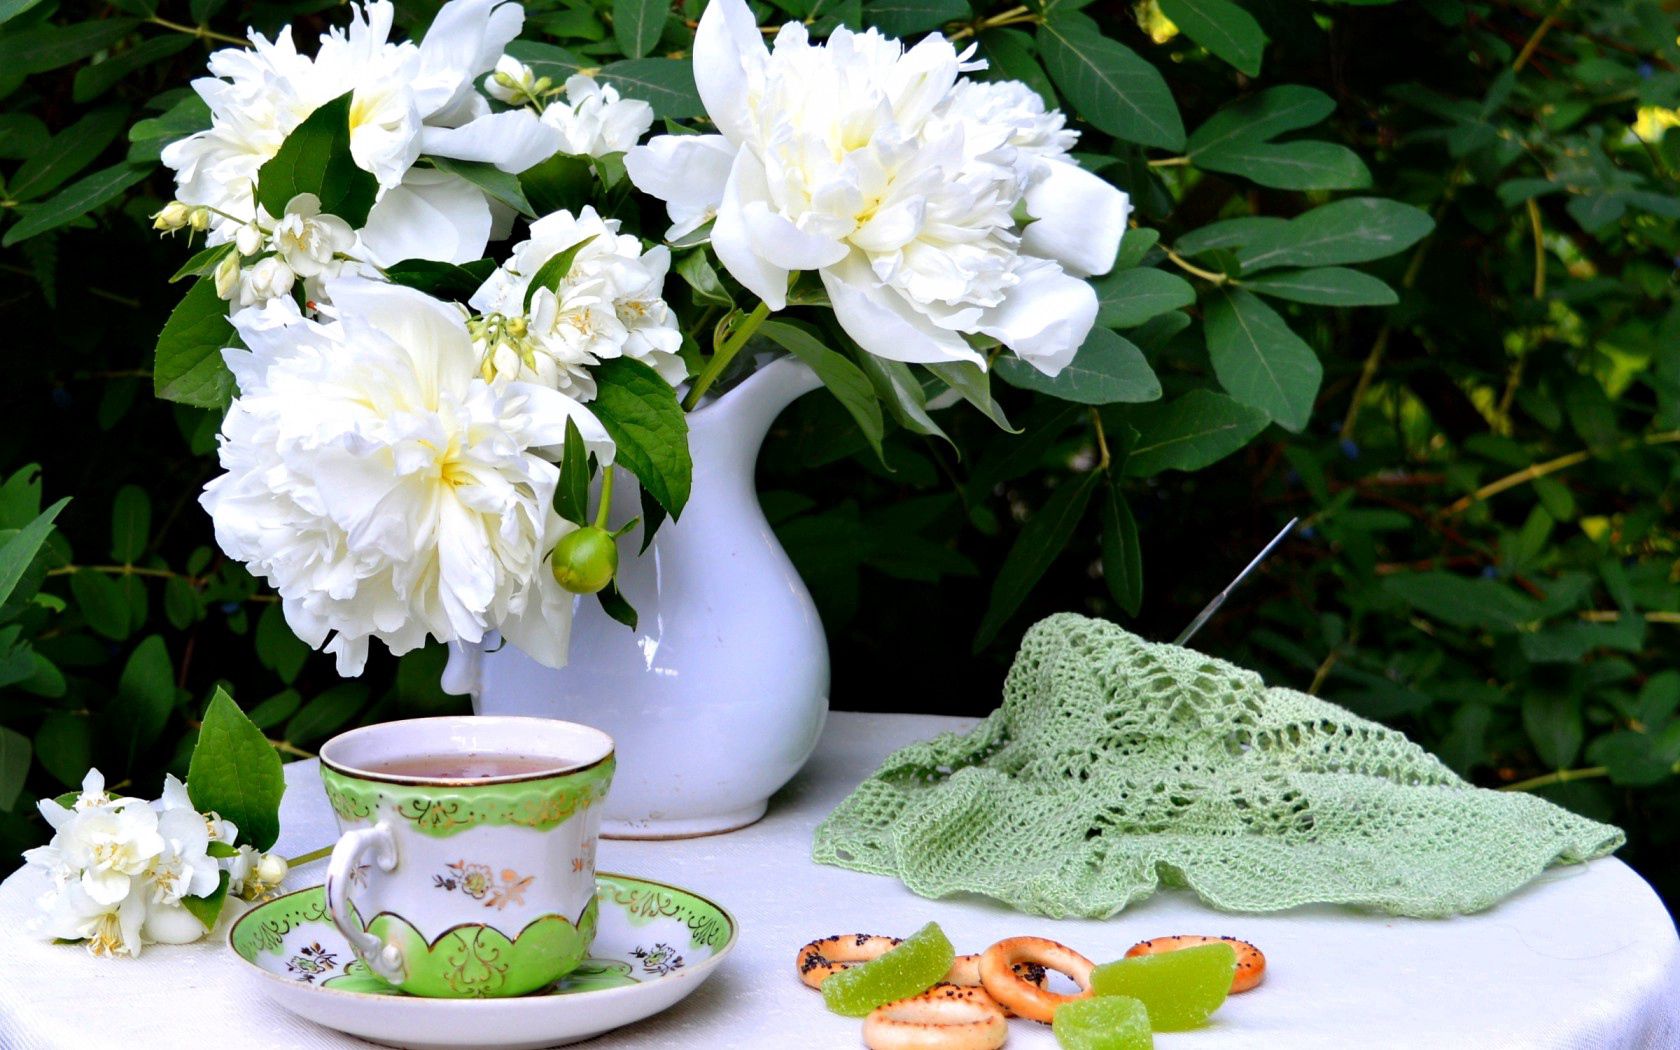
[2,711,1677,1049]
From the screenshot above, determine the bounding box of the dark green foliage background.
[2,0,1678,920]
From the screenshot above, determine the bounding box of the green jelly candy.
[1090,942,1237,1031]
[1054,995,1153,1050]
[820,922,955,1017]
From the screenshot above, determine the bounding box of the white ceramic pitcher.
[442,355,830,838]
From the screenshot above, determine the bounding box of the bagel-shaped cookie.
[796,933,902,990]
[945,954,1049,1017]
[1126,935,1266,993]
[863,991,1008,1050]
[978,936,1095,1024]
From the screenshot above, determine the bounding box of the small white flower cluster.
[469,206,684,399]
[487,59,654,160]
[208,192,360,314]
[23,770,287,958]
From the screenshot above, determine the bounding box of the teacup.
[318,716,615,998]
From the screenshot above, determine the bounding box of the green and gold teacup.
[318,716,615,998]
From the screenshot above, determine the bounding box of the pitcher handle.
[324,820,405,983]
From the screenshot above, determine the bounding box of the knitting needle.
[1173,517,1300,646]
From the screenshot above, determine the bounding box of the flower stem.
[1089,408,1111,472]
[1163,247,1233,285]
[1442,430,1680,517]
[594,466,615,529]
[681,300,771,411]
[147,15,247,47]
[284,845,333,868]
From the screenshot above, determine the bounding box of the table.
[2,711,1678,1049]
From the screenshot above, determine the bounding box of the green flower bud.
[550,526,619,594]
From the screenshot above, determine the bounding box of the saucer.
[228,872,737,1049]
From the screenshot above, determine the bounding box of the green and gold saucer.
[228,872,736,1049]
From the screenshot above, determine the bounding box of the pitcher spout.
[688,354,822,469]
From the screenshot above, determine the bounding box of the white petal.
[692,0,766,144]
[1020,161,1131,277]
[359,170,492,266]
[820,251,985,367]
[712,153,790,309]
[419,110,561,174]
[143,900,208,944]
[498,559,576,670]
[513,384,617,464]
[625,134,735,210]
[978,259,1098,376]
[743,200,849,271]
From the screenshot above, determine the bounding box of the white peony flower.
[624,0,1130,376]
[487,54,540,105]
[34,881,149,958]
[469,206,684,399]
[200,278,613,676]
[161,0,561,266]
[541,75,654,158]
[54,802,165,907]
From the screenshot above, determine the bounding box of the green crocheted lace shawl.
[813,614,1623,919]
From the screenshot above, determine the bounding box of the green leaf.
[0,726,29,812]
[153,278,235,408]
[1187,85,1334,157]
[637,484,666,555]
[111,635,175,763]
[1587,731,1675,788]
[0,497,66,607]
[926,361,1016,432]
[855,353,951,446]
[1382,571,1541,632]
[170,241,235,284]
[865,0,968,35]
[1241,266,1398,306]
[555,417,591,526]
[1094,267,1195,328]
[597,578,638,630]
[1100,480,1143,616]
[974,470,1102,649]
[110,484,150,564]
[0,19,139,75]
[188,688,284,851]
[1194,139,1371,191]
[1158,0,1266,76]
[255,602,310,684]
[4,162,151,247]
[245,690,302,731]
[0,113,48,159]
[674,250,733,307]
[283,683,366,745]
[519,152,595,217]
[71,569,130,640]
[428,156,535,218]
[1038,16,1184,150]
[1236,198,1435,272]
[10,107,127,201]
[1113,228,1160,270]
[127,94,210,164]
[597,58,703,120]
[256,92,378,227]
[504,40,587,80]
[613,0,668,58]
[1522,688,1583,769]
[72,33,192,102]
[978,27,1055,108]
[994,327,1160,405]
[380,258,496,301]
[35,713,91,788]
[759,321,886,462]
[1203,287,1322,432]
[0,0,49,27]
[523,234,600,312]
[589,357,693,519]
[1175,216,1286,257]
[1120,389,1270,475]
[179,871,230,930]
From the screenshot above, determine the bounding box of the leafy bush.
[1,0,1676,912]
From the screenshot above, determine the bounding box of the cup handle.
[325,820,405,983]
